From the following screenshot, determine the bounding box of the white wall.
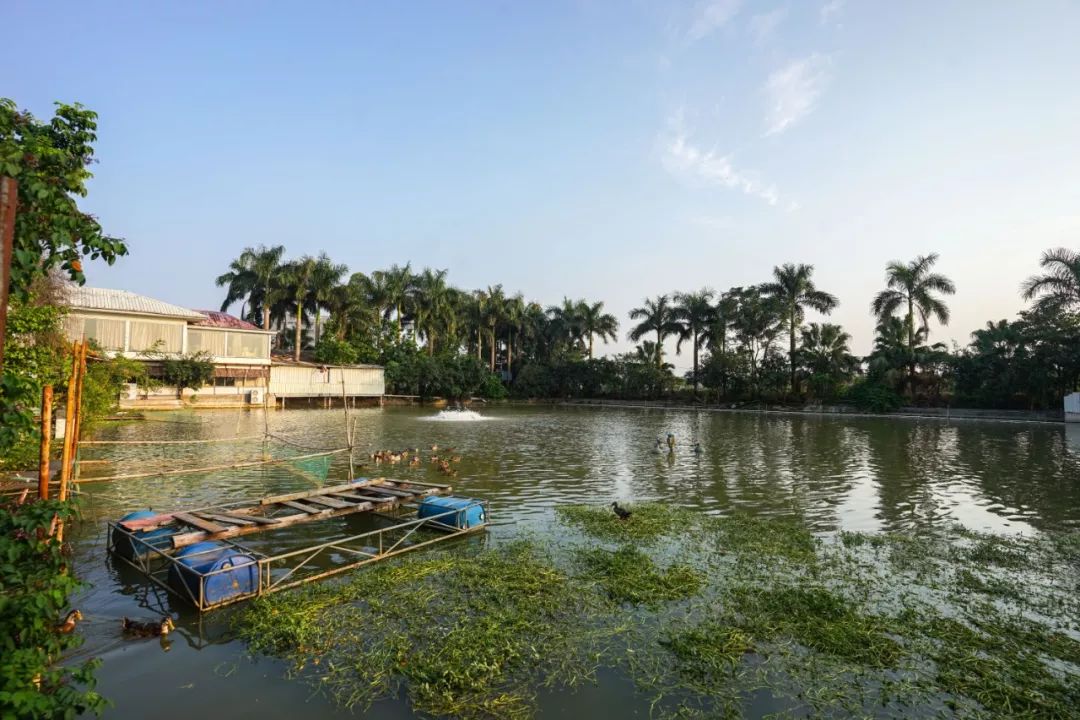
[269,365,385,397]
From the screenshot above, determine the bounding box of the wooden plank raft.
[116,477,452,549]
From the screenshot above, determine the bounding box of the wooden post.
[68,342,88,480]
[38,385,53,499]
[0,177,16,373]
[58,342,81,501]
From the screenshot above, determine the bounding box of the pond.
[67,405,1080,718]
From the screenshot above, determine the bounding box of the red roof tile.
[194,310,262,330]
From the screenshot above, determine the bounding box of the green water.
[67,405,1080,718]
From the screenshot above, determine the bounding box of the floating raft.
[115,477,447,549]
[108,477,488,611]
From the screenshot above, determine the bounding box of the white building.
[63,286,384,408]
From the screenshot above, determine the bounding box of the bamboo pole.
[38,385,53,499]
[58,342,81,502]
[73,448,348,484]
[69,342,87,480]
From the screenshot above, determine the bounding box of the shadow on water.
[69,405,1080,718]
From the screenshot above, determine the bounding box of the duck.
[55,609,83,634]
[692,442,703,455]
[450,455,462,463]
[611,502,632,521]
[653,439,664,454]
[409,456,422,467]
[122,616,175,637]
[666,433,676,451]
[430,444,439,452]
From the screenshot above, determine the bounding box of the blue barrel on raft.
[111,510,178,561]
[166,541,258,608]
[417,496,486,530]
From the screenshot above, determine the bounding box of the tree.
[0,100,129,301]
[215,245,285,330]
[798,322,855,399]
[160,351,215,399]
[1021,247,1080,313]
[673,289,716,394]
[729,286,784,398]
[309,253,348,345]
[280,255,318,361]
[761,263,837,396]
[628,295,681,369]
[546,298,585,355]
[578,300,619,359]
[871,253,955,391]
[413,268,451,355]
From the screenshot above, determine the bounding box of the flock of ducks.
[370,445,463,477]
[54,610,175,638]
[652,433,703,455]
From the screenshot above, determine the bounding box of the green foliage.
[159,351,215,398]
[0,298,66,469]
[0,99,128,299]
[574,546,702,606]
[235,541,612,719]
[0,498,106,718]
[844,378,903,412]
[556,502,700,543]
[311,336,360,365]
[80,353,149,431]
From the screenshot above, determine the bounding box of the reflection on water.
[69,406,1080,718]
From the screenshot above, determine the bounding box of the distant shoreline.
[543,398,1064,426]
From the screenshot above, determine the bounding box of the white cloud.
[763,53,831,136]
[688,0,743,41]
[748,7,787,43]
[661,118,781,206]
[819,0,844,25]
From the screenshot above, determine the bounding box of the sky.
[7,1,1080,366]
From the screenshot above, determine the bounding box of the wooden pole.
[69,342,88,480]
[58,342,81,502]
[38,385,53,499]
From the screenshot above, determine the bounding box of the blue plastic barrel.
[112,510,178,561]
[417,496,486,529]
[167,541,258,608]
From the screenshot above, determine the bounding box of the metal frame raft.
[106,477,488,611]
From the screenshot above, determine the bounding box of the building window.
[187,329,228,356]
[129,320,183,353]
[213,376,237,387]
[228,332,269,359]
[65,316,125,351]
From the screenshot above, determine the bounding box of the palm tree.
[628,295,681,369]
[483,284,506,371]
[1021,248,1080,312]
[327,272,372,341]
[280,255,318,361]
[309,253,348,345]
[503,293,525,376]
[799,323,855,397]
[413,268,451,355]
[871,253,955,389]
[578,300,619,359]
[673,289,716,394]
[215,245,286,329]
[761,263,838,396]
[546,298,585,354]
[375,263,414,340]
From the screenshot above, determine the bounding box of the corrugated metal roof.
[194,310,264,331]
[270,354,384,369]
[64,286,205,321]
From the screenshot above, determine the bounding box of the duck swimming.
[692,442,703,454]
[55,609,83,634]
[666,433,676,451]
[122,616,175,638]
[611,502,632,521]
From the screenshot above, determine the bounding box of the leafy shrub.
[312,336,360,365]
[844,379,903,413]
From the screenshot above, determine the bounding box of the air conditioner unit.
[123,383,138,400]
[248,388,263,405]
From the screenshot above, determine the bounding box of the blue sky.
[7,1,1080,362]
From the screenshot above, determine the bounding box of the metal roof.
[193,310,266,331]
[64,286,205,321]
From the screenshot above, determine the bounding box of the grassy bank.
[235,505,1080,718]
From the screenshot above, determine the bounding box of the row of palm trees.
[217,244,1080,399]
[215,247,621,366]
